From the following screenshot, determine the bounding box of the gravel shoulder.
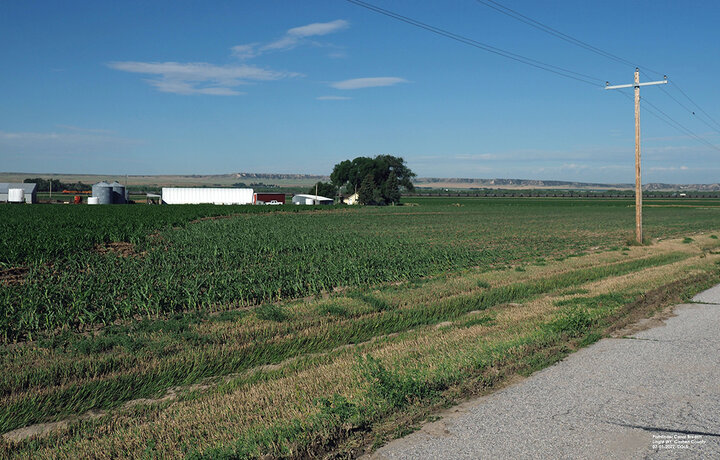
[368,286,720,460]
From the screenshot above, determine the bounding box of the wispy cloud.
[111,19,349,96]
[107,61,297,95]
[55,124,115,134]
[230,43,259,60]
[232,19,349,59]
[0,130,140,145]
[331,77,408,90]
[316,95,352,100]
[648,165,689,172]
[0,130,142,164]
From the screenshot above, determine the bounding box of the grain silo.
[92,182,114,204]
[92,181,109,198]
[109,182,126,204]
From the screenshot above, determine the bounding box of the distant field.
[2,197,720,458]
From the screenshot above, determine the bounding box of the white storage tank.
[88,197,100,205]
[8,188,25,203]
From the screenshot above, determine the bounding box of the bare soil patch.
[0,267,29,285]
[94,241,144,258]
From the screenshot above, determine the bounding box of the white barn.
[292,194,334,205]
[161,188,253,205]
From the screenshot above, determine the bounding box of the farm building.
[292,194,334,205]
[0,183,37,203]
[162,187,254,205]
[253,193,286,205]
[343,193,360,205]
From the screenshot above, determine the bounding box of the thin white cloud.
[454,153,497,160]
[331,77,408,90]
[316,96,352,100]
[263,36,299,51]
[147,79,245,96]
[235,19,350,57]
[287,20,349,38]
[110,20,348,95]
[230,43,259,60]
[0,130,142,155]
[56,125,115,134]
[648,165,691,172]
[108,61,296,95]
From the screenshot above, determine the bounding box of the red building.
[253,193,286,205]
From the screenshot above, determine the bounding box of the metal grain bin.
[109,182,126,204]
[92,181,109,198]
[96,185,113,204]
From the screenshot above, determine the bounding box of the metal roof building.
[292,194,334,205]
[161,187,254,205]
[0,183,37,203]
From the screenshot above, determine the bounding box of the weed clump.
[255,304,287,322]
[318,304,349,317]
[359,355,438,409]
[476,280,491,289]
[548,308,595,337]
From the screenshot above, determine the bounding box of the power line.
[671,80,720,132]
[344,0,604,86]
[659,85,720,135]
[474,0,665,78]
[474,0,720,146]
[614,90,720,152]
[637,70,720,135]
[641,96,720,152]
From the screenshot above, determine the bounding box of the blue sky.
[1,0,719,183]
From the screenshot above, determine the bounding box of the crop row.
[2,198,720,341]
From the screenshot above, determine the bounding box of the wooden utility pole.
[605,68,667,244]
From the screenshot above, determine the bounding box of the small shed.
[292,194,334,205]
[0,183,37,203]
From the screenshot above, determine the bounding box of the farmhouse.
[161,187,254,205]
[292,194,334,205]
[0,182,37,203]
[343,192,360,205]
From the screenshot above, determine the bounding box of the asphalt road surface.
[368,285,720,460]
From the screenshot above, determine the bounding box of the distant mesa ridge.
[1,172,718,191]
[413,177,720,191]
[234,172,329,180]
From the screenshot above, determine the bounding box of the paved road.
[368,286,720,460]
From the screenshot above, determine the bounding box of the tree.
[330,155,415,205]
[307,181,337,199]
[382,171,401,204]
[358,174,379,205]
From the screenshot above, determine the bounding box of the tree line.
[24,178,91,192]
